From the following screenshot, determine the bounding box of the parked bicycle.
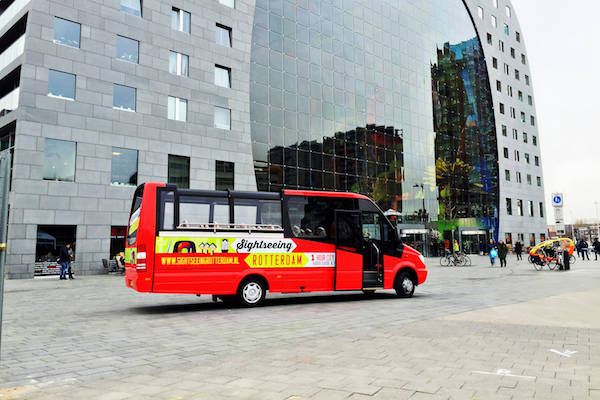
[440,251,471,267]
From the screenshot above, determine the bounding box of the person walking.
[576,239,584,259]
[67,245,75,279]
[488,239,497,266]
[498,240,508,268]
[582,240,590,260]
[515,240,523,261]
[593,238,600,261]
[58,243,71,280]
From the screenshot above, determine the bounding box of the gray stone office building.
[0,0,546,278]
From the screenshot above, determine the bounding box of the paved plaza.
[1,255,600,399]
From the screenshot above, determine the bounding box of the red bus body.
[125,183,427,302]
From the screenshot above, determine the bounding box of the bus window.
[159,190,175,230]
[286,196,355,240]
[127,191,143,245]
[362,212,382,240]
[234,198,282,226]
[179,196,229,227]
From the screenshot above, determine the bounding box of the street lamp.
[413,184,426,222]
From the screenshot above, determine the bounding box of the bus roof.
[284,189,371,200]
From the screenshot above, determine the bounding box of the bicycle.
[440,251,471,267]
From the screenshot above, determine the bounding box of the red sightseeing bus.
[125,182,428,306]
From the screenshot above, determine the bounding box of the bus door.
[334,211,363,290]
[361,212,384,288]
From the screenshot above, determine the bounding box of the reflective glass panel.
[214,107,231,130]
[53,17,80,48]
[216,24,232,47]
[111,147,138,186]
[48,70,75,100]
[121,0,142,17]
[116,36,139,63]
[43,138,76,181]
[113,84,136,111]
[168,155,190,189]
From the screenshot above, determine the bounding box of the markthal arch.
[249,0,499,251]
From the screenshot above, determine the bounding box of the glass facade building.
[250,0,499,249]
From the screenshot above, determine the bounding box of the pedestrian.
[488,239,497,266]
[593,238,600,261]
[515,240,523,261]
[453,239,460,254]
[67,245,75,279]
[582,240,590,260]
[576,239,584,259]
[58,243,71,280]
[498,240,508,268]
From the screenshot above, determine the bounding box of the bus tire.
[394,271,415,298]
[237,277,267,307]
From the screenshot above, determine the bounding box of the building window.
[514,150,520,162]
[48,70,75,100]
[169,51,189,76]
[518,91,523,102]
[507,85,513,97]
[43,138,76,182]
[512,129,518,140]
[496,80,502,92]
[525,153,530,164]
[517,233,524,242]
[516,31,521,42]
[492,57,498,69]
[505,5,511,18]
[168,96,187,122]
[534,156,539,166]
[515,69,520,80]
[537,176,541,187]
[501,125,507,136]
[530,116,535,126]
[528,201,534,217]
[523,132,528,143]
[486,33,492,45]
[525,75,530,85]
[516,171,522,183]
[528,95,533,105]
[521,54,526,65]
[504,24,509,36]
[113,84,136,111]
[36,225,76,262]
[520,112,526,123]
[215,160,234,190]
[121,0,142,17]
[498,40,504,52]
[517,200,523,216]
[493,0,498,8]
[171,7,191,33]
[510,47,515,58]
[219,0,235,8]
[478,7,484,19]
[115,36,139,63]
[504,63,509,74]
[216,23,232,47]
[505,233,512,245]
[510,107,516,119]
[491,15,497,28]
[504,169,510,181]
[168,154,190,189]
[530,234,536,246]
[503,147,509,158]
[506,198,512,215]
[214,106,231,130]
[539,202,544,218]
[526,174,532,185]
[215,65,231,88]
[499,103,505,114]
[111,147,138,186]
[533,136,537,146]
[53,17,80,48]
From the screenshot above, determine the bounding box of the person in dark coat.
[593,238,600,261]
[581,240,590,260]
[498,240,508,268]
[514,240,523,261]
[67,245,75,279]
[58,243,71,280]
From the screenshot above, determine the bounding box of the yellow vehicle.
[529,238,575,270]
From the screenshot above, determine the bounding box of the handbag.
[490,249,498,258]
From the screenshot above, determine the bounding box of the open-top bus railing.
[176,222,284,233]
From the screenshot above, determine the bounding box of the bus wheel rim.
[402,277,414,293]
[243,282,262,303]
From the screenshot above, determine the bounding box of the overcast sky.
[513,1,600,224]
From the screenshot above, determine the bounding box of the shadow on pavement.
[128,291,424,314]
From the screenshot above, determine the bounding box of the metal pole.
[0,152,11,359]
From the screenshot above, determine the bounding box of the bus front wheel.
[237,278,267,307]
[394,272,415,298]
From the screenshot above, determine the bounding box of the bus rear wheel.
[394,272,415,298]
[237,278,266,307]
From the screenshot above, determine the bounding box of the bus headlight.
[418,254,425,264]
